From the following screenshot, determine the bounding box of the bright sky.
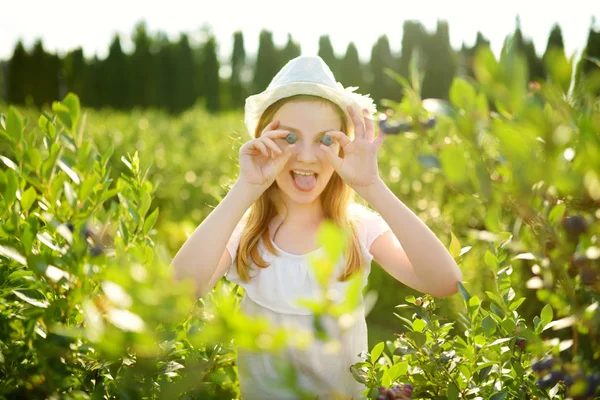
[1,0,598,65]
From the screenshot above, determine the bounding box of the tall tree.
[62,47,87,101]
[339,42,365,91]
[201,35,220,113]
[422,20,456,99]
[574,20,600,92]
[458,32,490,78]
[103,34,129,109]
[130,21,154,108]
[7,40,29,105]
[230,30,247,109]
[173,33,197,112]
[502,16,545,81]
[280,33,301,68]
[398,20,428,83]
[369,35,400,108]
[253,30,280,93]
[318,35,339,78]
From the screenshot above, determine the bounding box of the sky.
[1,0,598,66]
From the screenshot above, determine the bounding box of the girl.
[172,55,463,399]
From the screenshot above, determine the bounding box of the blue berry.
[321,135,333,146]
[285,133,297,144]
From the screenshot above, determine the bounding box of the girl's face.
[271,100,342,205]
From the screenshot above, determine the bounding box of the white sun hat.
[244,55,377,139]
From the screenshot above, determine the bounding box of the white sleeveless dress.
[224,203,395,399]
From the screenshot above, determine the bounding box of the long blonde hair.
[235,94,366,282]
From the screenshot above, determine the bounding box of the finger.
[325,130,352,148]
[347,105,365,139]
[374,130,386,148]
[363,109,375,141]
[319,143,343,171]
[262,129,291,139]
[260,119,280,137]
[252,139,269,157]
[260,136,283,157]
[273,144,296,171]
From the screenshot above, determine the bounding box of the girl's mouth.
[290,170,318,192]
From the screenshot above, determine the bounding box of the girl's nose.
[294,142,319,163]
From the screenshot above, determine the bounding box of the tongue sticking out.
[293,173,317,191]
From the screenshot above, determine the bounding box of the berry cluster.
[376,383,413,399]
[532,356,599,399]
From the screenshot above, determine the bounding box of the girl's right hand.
[238,120,296,191]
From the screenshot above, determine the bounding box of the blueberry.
[90,246,103,257]
[386,389,396,399]
[538,370,564,389]
[379,386,386,394]
[321,135,333,146]
[562,216,588,242]
[66,222,75,232]
[377,396,386,400]
[286,133,297,144]
[379,119,412,135]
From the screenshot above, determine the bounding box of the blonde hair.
[235,94,366,282]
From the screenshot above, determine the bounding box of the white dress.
[224,203,395,400]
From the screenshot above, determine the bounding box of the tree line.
[2,17,599,114]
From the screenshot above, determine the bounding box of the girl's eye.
[321,135,333,146]
[285,133,297,144]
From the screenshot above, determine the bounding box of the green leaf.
[548,203,566,226]
[0,245,27,265]
[38,114,56,138]
[370,342,384,363]
[52,102,73,132]
[20,186,37,211]
[458,281,471,302]
[450,78,476,111]
[7,106,24,142]
[484,250,498,270]
[447,381,460,400]
[449,231,461,259]
[509,297,526,311]
[12,290,49,308]
[143,207,159,236]
[490,391,508,400]
[482,315,496,336]
[317,220,346,264]
[541,304,553,326]
[412,318,426,333]
[62,93,81,131]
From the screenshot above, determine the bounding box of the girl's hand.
[318,106,385,190]
[238,120,296,191]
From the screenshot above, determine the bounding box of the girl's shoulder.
[347,202,392,252]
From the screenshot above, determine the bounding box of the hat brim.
[244,82,370,139]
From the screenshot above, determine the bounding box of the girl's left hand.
[318,105,385,190]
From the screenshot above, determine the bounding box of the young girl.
[172,55,463,399]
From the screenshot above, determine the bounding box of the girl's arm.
[170,180,260,298]
[357,179,463,298]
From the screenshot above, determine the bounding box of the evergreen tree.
[173,33,197,112]
[130,21,154,108]
[422,20,456,99]
[103,34,129,109]
[7,40,29,105]
[154,33,176,111]
[30,39,60,108]
[398,20,428,82]
[369,35,399,108]
[253,30,280,93]
[230,30,247,109]
[62,47,87,101]
[318,35,339,78]
[574,21,600,93]
[502,16,545,82]
[201,35,220,113]
[339,42,365,90]
[280,33,301,67]
[458,32,490,78]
